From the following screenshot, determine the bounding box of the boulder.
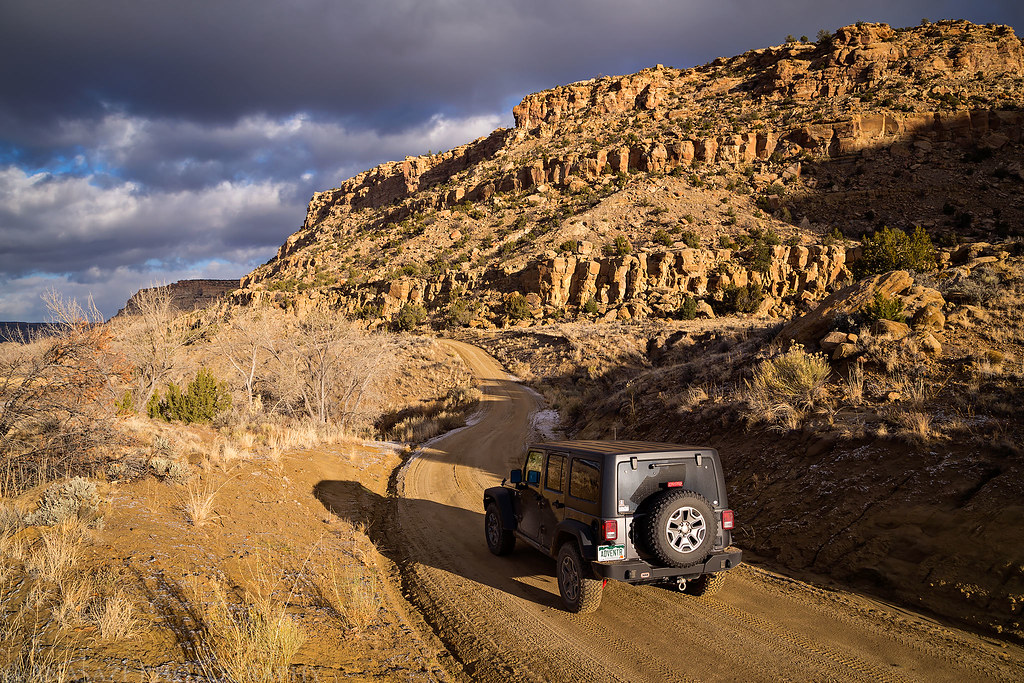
[917,332,942,355]
[870,319,911,340]
[911,303,945,331]
[820,331,851,352]
[776,270,914,346]
[696,301,716,319]
[948,305,991,327]
[832,343,860,361]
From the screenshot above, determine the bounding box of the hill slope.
[236,20,1024,328]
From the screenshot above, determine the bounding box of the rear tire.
[684,572,726,597]
[485,502,515,555]
[556,542,603,613]
[643,489,717,568]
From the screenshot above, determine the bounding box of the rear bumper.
[590,548,742,583]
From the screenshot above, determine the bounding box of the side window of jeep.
[545,454,565,492]
[525,450,544,487]
[569,458,601,503]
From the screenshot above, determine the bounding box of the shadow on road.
[313,479,562,609]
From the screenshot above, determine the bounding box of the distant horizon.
[3,4,1022,321]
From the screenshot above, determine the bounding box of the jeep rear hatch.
[615,453,723,514]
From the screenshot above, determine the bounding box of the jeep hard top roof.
[528,440,713,459]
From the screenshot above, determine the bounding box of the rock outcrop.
[117,279,238,318]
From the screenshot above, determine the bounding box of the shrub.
[855,226,936,277]
[603,235,632,256]
[558,240,579,254]
[393,302,427,331]
[653,229,673,246]
[865,292,906,323]
[750,241,774,273]
[679,231,701,248]
[149,368,231,424]
[746,346,831,424]
[582,298,599,315]
[25,477,100,526]
[716,282,765,315]
[505,293,532,321]
[679,296,698,320]
[445,299,477,328]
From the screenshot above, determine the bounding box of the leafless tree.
[110,284,207,409]
[216,306,278,414]
[0,291,121,489]
[264,308,393,427]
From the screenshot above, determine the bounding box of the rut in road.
[385,340,1024,683]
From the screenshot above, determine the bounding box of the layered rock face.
[238,243,852,324]
[277,21,1024,231]
[117,279,238,318]
[236,20,1024,327]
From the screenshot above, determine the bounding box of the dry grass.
[188,575,306,683]
[313,556,380,634]
[894,410,934,443]
[379,385,481,443]
[26,521,83,584]
[844,363,864,405]
[53,578,91,627]
[746,345,831,428]
[91,587,142,640]
[181,478,221,528]
[0,635,72,683]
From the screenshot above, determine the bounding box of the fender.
[552,519,597,560]
[483,486,517,531]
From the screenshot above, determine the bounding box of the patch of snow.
[531,409,563,441]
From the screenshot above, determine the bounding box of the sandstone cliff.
[235,20,1024,328]
[117,279,239,318]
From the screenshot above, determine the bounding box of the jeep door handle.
[553,501,564,509]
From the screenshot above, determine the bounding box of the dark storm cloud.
[6,1,1020,131]
[1,0,1021,321]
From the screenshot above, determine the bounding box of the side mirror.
[527,470,541,485]
[509,469,522,484]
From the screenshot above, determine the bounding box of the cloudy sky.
[2,1,1021,321]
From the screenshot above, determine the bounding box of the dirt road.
[392,340,1024,682]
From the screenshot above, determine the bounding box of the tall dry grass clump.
[312,555,380,635]
[188,576,305,683]
[746,345,831,429]
[181,477,228,528]
[91,587,143,640]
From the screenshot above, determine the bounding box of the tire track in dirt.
[387,340,1024,683]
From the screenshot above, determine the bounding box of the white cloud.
[0,109,508,321]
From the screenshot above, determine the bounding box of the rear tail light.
[666,481,683,488]
[721,509,734,530]
[602,520,617,541]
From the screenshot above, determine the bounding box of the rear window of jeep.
[616,456,720,513]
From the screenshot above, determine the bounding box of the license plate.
[597,544,625,561]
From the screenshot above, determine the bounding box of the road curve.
[392,339,1024,682]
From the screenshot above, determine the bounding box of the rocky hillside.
[234,20,1023,328]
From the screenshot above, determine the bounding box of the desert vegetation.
[0,286,476,678]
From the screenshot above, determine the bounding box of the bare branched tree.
[263,308,393,427]
[216,306,278,414]
[0,291,121,489]
[110,284,207,409]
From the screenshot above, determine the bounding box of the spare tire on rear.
[642,489,717,568]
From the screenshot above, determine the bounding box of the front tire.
[556,542,603,613]
[485,502,515,555]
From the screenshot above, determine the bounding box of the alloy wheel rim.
[665,506,707,552]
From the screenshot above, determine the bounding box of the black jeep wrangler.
[484,440,741,613]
